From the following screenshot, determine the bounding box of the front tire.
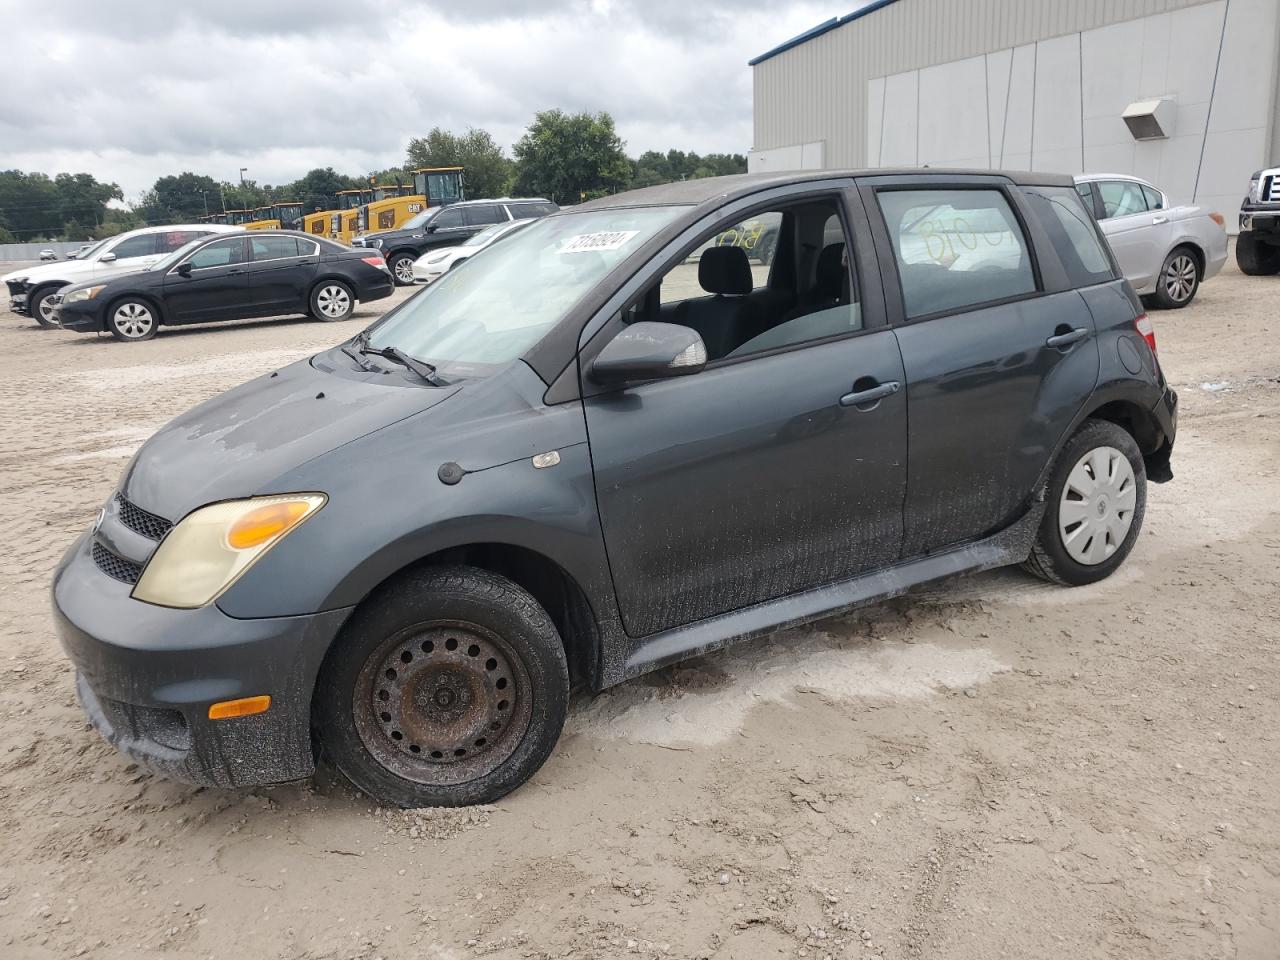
[1024,419,1147,586]
[1235,232,1280,276]
[388,253,416,286]
[316,566,570,808]
[1151,246,1199,309]
[29,285,61,328]
[107,298,159,342]
[310,281,355,322]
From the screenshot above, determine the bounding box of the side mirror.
[590,321,707,384]
[176,262,193,277]
[426,224,438,233]
[99,252,116,263]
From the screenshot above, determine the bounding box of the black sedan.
[53,231,395,342]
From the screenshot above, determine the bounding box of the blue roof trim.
[748,0,903,66]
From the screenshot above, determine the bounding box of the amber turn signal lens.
[226,500,310,550]
[208,695,272,720]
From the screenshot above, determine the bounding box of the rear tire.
[316,565,570,808]
[28,285,61,329]
[1235,232,1280,276]
[1150,246,1199,309]
[106,297,159,342]
[1023,419,1147,587]
[310,281,355,322]
[388,253,416,286]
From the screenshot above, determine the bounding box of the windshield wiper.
[340,340,375,371]
[354,331,445,386]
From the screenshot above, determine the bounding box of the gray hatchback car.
[53,170,1177,807]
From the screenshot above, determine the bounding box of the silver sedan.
[1074,174,1227,309]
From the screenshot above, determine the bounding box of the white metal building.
[749,0,1280,227]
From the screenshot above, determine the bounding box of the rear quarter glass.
[1022,186,1117,287]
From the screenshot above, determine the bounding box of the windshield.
[367,206,682,377]
[461,223,507,247]
[74,239,107,258]
[151,237,209,273]
[399,207,437,231]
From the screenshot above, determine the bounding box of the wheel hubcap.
[354,621,532,786]
[1058,445,1137,565]
[394,258,415,283]
[37,296,56,323]
[1164,255,1196,302]
[113,302,154,338]
[317,285,351,318]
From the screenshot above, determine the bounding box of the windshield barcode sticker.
[559,231,640,254]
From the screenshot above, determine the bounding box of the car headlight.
[1250,178,1261,202]
[132,494,326,608]
[426,252,450,264]
[368,237,384,249]
[63,285,107,303]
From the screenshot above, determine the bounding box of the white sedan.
[411,218,534,283]
[1074,174,1227,309]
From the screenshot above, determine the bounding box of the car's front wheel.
[388,253,416,286]
[317,566,570,807]
[1235,232,1280,276]
[1151,247,1199,309]
[29,285,61,329]
[310,281,355,322]
[107,298,159,342]
[1024,419,1147,586]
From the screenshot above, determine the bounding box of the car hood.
[121,355,459,521]
[59,269,158,296]
[2,257,148,286]
[362,227,421,244]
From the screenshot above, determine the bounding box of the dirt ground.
[0,256,1276,960]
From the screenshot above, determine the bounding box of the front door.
[866,179,1101,557]
[162,237,250,323]
[581,189,907,638]
[1093,179,1167,292]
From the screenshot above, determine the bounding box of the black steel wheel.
[317,565,569,807]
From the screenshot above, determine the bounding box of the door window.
[1097,180,1149,219]
[877,187,1036,319]
[185,238,246,270]
[1074,181,1098,218]
[108,234,158,259]
[250,236,301,260]
[463,205,506,226]
[156,230,206,252]
[1021,186,1114,287]
[432,208,464,229]
[1140,185,1165,211]
[636,199,860,362]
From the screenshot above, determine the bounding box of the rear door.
[862,175,1101,558]
[162,237,250,323]
[580,183,907,638]
[245,235,318,315]
[1093,179,1165,291]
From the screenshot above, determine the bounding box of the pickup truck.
[1237,167,1280,275]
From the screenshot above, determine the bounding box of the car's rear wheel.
[1023,419,1147,586]
[29,285,61,329]
[388,253,416,286]
[317,565,570,807]
[1151,247,1199,309]
[107,298,159,342]
[1235,232,1280,276]
[310,281,355,322]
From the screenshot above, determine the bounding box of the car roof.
[123,223,240,235]
[1074,173,1158,187]
[575,169,1076,212]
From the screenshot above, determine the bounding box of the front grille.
[1265,175,1280,204]
[115,494,172,541]
[92,541,143,584]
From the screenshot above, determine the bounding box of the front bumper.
[54,297,106,332]
[52,531,352,788]
[1239,204,1280,234]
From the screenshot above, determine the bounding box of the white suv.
[4,224,239,327]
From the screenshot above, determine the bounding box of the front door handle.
[840,380,900,407]
[1152,214,1168,225]
[1046,327,1090,349]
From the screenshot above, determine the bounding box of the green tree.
[136,172,221,223]
[220,180,270,213]
[406,127,513,200]
[512,111,632,204]
[53,173,122,229]
[0,170,60,239]
[282,167,362,213]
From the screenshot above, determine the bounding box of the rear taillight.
[1134,313,1156,354]
[361,255,388,271]
[1208,211,1225,229]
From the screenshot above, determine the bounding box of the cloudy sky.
[1,0,833,200]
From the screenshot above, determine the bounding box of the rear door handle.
[1046,327,1090,349]
[840,380,900,407]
